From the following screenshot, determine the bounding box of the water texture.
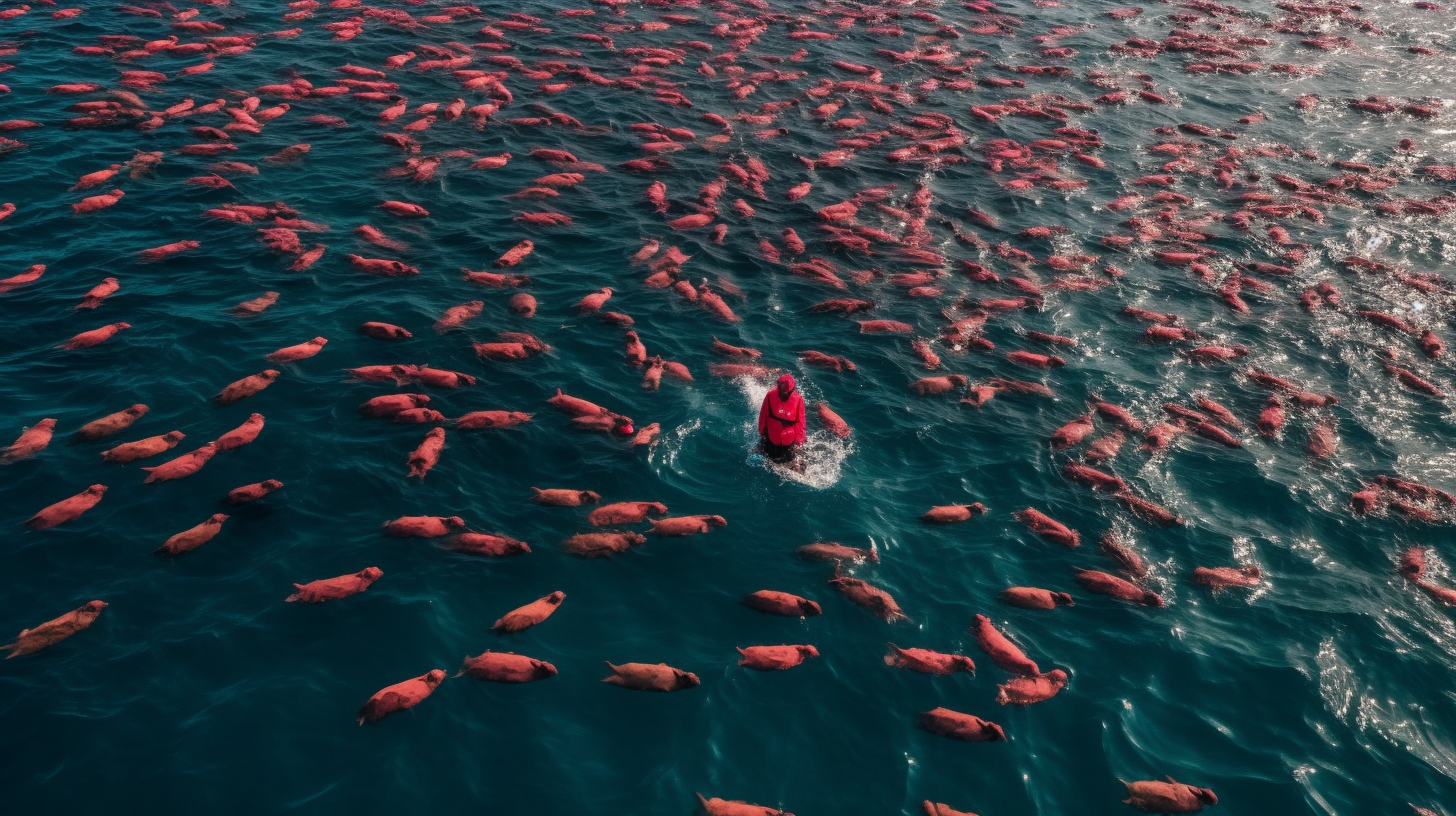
[2,0,1456,814]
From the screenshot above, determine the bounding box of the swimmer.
[757,374,806,468]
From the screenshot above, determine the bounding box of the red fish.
[357,669,447,724]
[496,240,535,267]
[27,485,107,530]
[288,568,383,603]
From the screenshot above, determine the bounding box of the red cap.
[777,373,796,392]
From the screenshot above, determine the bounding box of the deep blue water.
[4,0,1456,814]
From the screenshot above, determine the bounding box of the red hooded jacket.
[758,374,807,446]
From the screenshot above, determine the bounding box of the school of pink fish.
[3,0,1455,812]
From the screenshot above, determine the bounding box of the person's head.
[777,373,796,399]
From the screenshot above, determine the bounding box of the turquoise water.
[3,0,1456,813]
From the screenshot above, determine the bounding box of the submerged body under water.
[3,0,1456,814]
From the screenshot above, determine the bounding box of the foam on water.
[646,417,700,474]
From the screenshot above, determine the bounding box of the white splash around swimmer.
[735,375,852,489]
[646,417,700,473]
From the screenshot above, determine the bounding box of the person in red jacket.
[758,373,807,463]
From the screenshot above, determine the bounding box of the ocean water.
[3,0,1456,814]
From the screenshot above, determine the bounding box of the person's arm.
[793,395,807,444]
[757,395,770,437]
